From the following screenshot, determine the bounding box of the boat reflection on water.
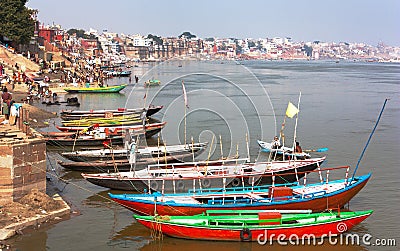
[110,220,369,251]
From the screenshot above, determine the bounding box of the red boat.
[109,168,370,215]
[134,209,372,242]
[56,122,166,138]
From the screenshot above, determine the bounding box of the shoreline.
[0,193,71,241]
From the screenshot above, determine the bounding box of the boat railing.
[186,165,351,194]
[204,209,312,216]
[146,158,249,171]
[208,198,254,205]
[206,188,329,205]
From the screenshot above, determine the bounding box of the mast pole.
[292,92,302,161]
[350,99,388,182]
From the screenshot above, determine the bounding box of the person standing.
[1,87,12,120]
[295,141,303,153]
[271,136,281,149]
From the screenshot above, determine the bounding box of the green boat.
[144,79,161,86]
[64,84,127,93]
[134,209,373,242]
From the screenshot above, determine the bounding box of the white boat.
[82,157,326,192]
[61,142,208,162]
[257,140,311,159]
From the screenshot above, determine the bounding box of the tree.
[248,41,256,48]
[303,45,313,57]
[0,0,35,45]
[178,31,196,39]
[147,34,163,45]
[67,28,96,39]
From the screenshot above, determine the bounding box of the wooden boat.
[62,111,143,121]
[134,209,373,241]
[109,169,370,215]
[45,134,124,147]
[64,84,127,93]
[40,131,77,138]
[144,79,161,86]
[257,140,311,159]
[59,146,207,172]
[60,105,163,120]
[61,142,208,162]
[60,114,142,127]
[56,122,166,138]
[81,157,325,192]
[110,70,131,77]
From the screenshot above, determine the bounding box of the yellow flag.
[286,102,299,118]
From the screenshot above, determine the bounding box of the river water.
[5,60,399,250]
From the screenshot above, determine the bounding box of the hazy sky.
[27,0,400,46]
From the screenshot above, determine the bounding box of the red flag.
[102,139,111,148]
[182,80,189,108]
[143,92,146,99]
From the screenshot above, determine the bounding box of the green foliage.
[179,31,196,39]
[303,44,313,57]
[67,29,96,39]
[248,41,256,48]
[147,34,163,45]
[0,0,35,45]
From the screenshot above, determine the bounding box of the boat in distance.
[64,84,127,93]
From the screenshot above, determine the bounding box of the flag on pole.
[286,102,299,118]
[143,92,146,99]
[182,80,189,108]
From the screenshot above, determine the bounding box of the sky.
[26,0,400,46]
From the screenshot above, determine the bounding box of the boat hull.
[64,84,127,93]
[82,158,325,192]
[60,106,162,119]
[110,174,370,215]
[85,175,148,191]
[136,213,371,241]
[46,136,124,147]
[59,151,205,172]
[56,122,166,138]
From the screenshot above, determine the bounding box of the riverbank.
[1,53,72,242]
[0,190,71,241]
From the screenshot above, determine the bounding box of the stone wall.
[0,137,46,205]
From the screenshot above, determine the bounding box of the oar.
[304,147,329,153]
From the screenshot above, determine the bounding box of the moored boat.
[56,122,166,138]
[134,209,373,241]
[107,70,131,77]
[257,140,311,159]
[59,149,206,172]
[45,134,124,147]
[60,105,163,120]
[61,142,208,162]
[109,169,370,215]
[60,114,142,127]
[64,84,127,93]
[81,157,325,192]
